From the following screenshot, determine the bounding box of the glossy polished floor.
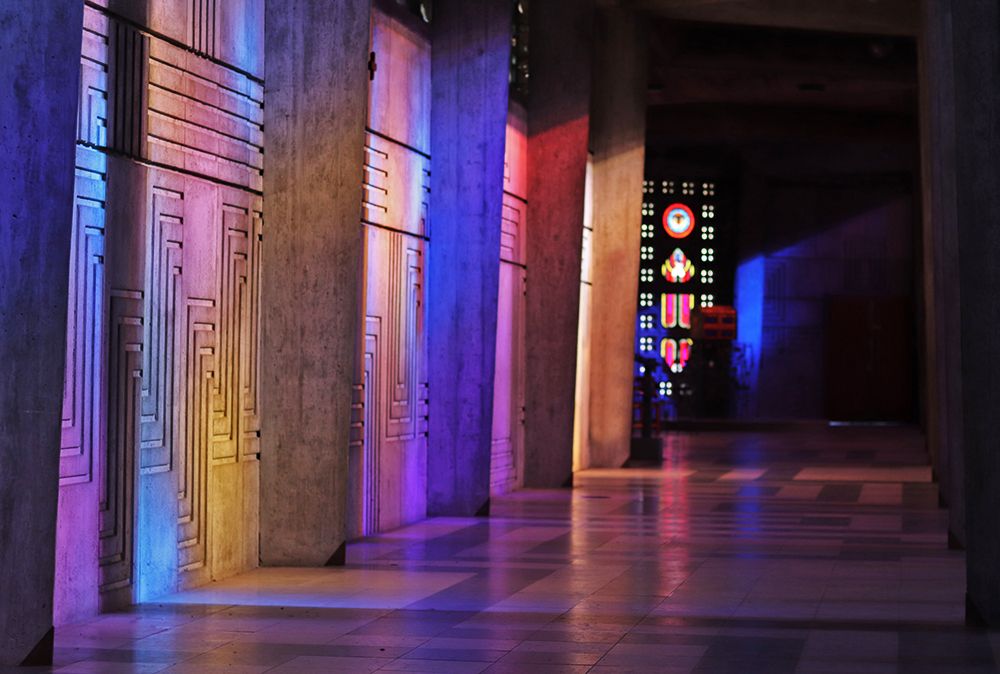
[32,427,996,674]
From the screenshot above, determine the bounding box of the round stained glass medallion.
[663,203,695,239]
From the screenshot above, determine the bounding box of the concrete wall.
[747,179,916,420]
[52,0,266,620]
[427,0,511,515]
[524,0,594,488]
[583,8,647,468]
[261,0,370,565]
[0,0,83,665]
[949,0,1000,625]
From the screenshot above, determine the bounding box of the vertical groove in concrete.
[524,0,595,488]
[0,0,84,665]
[585,8,648,469]
[918,0,964,549]
[260,0,371,565]
[427,0,512,515]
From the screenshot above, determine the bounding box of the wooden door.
[349,6,430,536]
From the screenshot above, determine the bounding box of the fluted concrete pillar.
[948,0,1000,624]
[584,8,648,469]
[524,0,595,487]
[261,0,371,565]
[0,0,83,665]
[427,0,512,515]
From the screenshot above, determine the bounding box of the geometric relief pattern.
[191,0,218,58]
[146,36,264,192]
[499,196,526,266]
[387,244,425,439]
[108,22,149,158]
[363,132,431,239]
[147,36,264,192]
[491,262,526,496]
[349,8,431,535]
[358,11,430,536]
[360,226,428,535]
[352,11,432,533]
[79,11,109,148]
[61,149,107,485]
[213,204,253,463]
[232,207,262,461]
[365,323,380,534]
[168,184,262,578]
[140,185,184,475]
[79,4,264,192]
[100,291,142,594]
[62,1,264,608]
[103,174,262,590]
[62,6,112,491]
[177,299,214,573]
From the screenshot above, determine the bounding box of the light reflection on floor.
[39,427,991,673]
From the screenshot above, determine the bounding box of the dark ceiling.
[639,6,920,154]
[614,0,919,37]
[647,22,918,115]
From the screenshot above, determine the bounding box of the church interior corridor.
[7,0,1000,671]
[33,427,986,673]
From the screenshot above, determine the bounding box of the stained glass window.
[634,177,732,416]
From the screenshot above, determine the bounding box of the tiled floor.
[28,427,999,673]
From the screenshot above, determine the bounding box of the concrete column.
[949,0,1000,624]
[427,0,511,515]
[261,0,371,565]
[524,0,595,487]
[918,0,964,548]
[584,8,647,469]
[0,1,83,665]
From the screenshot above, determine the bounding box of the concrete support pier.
[0,0,83,665]
[427,0,512,515]
[524,0,595,488]
[260,0,371,565]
